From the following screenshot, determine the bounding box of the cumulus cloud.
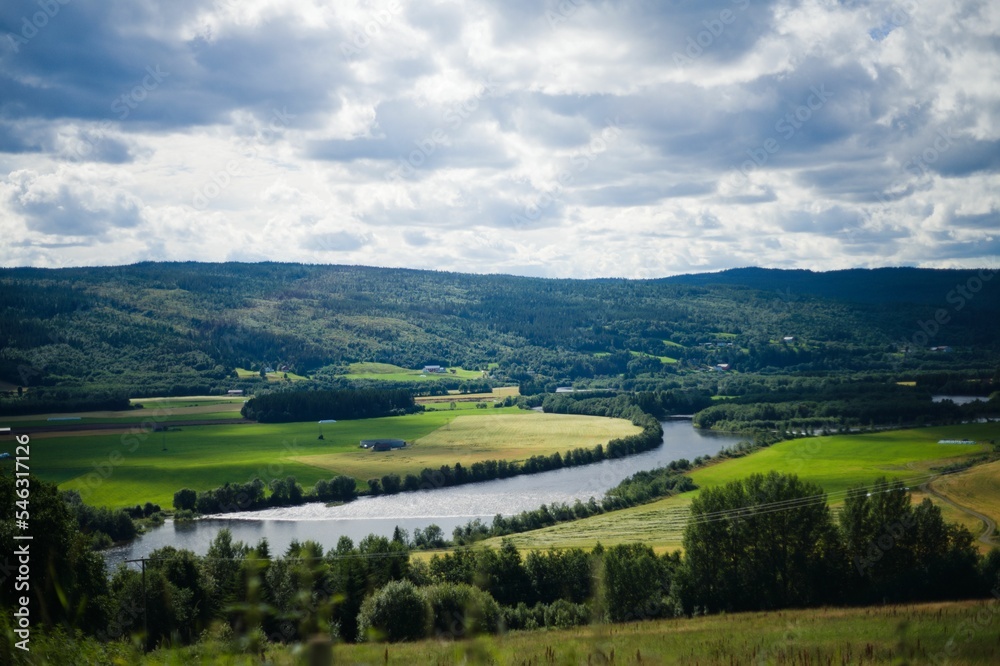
[0,0,997,276]
[6,168,145,236]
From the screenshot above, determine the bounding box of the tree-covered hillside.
[0,263,997,397]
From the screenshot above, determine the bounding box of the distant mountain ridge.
[662,266,999,307]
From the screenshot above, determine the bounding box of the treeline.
[692,381,1000,431]
[240,388,421,423]
[0,391,131,416]
[62,490,140,546]
[679,473,997,612]
[173,475,357,514]
[6,471,999,658]
[914,369,999,396]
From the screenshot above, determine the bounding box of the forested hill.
[1,262,997,396]
[662,266,999,306]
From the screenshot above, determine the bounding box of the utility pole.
[141,558,148,650]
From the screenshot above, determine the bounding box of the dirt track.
[922,477,997,546]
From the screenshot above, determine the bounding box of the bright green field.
[689,424,991,496]
[234,367,309,381]
[487,424,996,552]
[593,351,678,364]
[340,362,484,381]
[13,409,504,508]
[632,350,678,364]
[6,408,640,510]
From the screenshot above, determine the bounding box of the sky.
[0,0,998,278]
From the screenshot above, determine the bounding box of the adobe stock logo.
[672,0,751,68]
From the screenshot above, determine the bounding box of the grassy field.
[234,367,309,382]
[333,600,1000,666]
[340,362,485,381]
[933,458,1000,544]
[0,399,246,428]
[132,395,248,406]
[484,424,997,553]
[124,599,1000,665]
[594,350,679,364]
[688,424,992,497]
[416,386,521,404]
[293,412,641,482]
[3,408,638,509]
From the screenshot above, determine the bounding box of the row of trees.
[240,388,422,423]
[693,384,999,431]
[173,475,357,514]
[681,473,992,611]
[0,391,131,416]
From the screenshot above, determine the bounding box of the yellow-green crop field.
[293,413,641,482]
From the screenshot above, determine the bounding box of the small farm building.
[360,439,407,451]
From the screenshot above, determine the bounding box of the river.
[103,421,743,567]
[932,395,988,406]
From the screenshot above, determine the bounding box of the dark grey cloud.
[950,210,1000,230]
[928,139,1000,177]
[577,181,715,207]
[1,1,349,133]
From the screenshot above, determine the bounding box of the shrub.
[422,583,501,638]
[502,602,543,631]
[542,598,591,629]
[173,488,197,511]
[357,580,430,642]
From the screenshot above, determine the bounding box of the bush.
[357,580,430,642]
[501,600,590,631]
[173,488,197,511]
[422,583,501,638]
[542,598,591,629]
[502,602,543,631]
